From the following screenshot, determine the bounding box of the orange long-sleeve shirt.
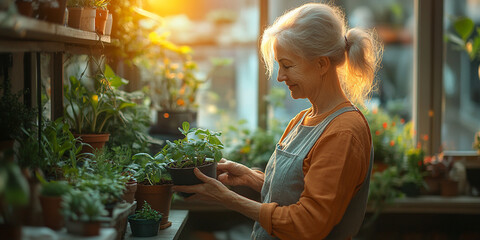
[258,102,372,240]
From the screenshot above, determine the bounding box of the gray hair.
[261,3,383,105]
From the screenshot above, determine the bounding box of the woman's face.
[274,41,322,100]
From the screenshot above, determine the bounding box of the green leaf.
[182,121,190,133]
[454,17,474,41]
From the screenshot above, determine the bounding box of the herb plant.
[159,121,224,168]
[131,152,171,185]
[133,201,161,222]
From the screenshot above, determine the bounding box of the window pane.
[443,0,480,151]
[143,0,260,131]
[270,0,415,125]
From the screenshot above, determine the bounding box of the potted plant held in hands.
[160,122,224,197]
[127,201,162,237]
[131,152,173,229]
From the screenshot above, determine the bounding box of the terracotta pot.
[67,7,83,28]
[421,176,441,195]
[372,162,389,175]
[0,139,15,162]
[79,7,96,32]
[15,1,34,17]
[135,184,173,229]
[74,133,110,154]
[65,219,100,236]
[95,8,108,34]
[39,195,63,230]
[38,0,67,24]
[441,179,459,197]
[105,13,113,35]
[122,181,137,203]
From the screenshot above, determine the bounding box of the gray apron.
[252,106,374,240]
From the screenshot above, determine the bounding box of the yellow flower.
[179,46,192,54]
[466,41,473,55]
[91,95,99,103]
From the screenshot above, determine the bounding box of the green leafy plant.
[445,16,480,61]
[62,188,107,222]
[474,131,480,153]
[158,121,224,168]
[131,152,171,185]
[0,81,36,141]
[0,159,30,225]
[64,64,136,134]
[17,118,88,180]
[132,201,161,222]
[400,147,427,187]
[224,119,284,170]
[40,180,71,197]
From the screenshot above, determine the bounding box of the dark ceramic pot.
[128,214,161,237]
[166,161,217,198]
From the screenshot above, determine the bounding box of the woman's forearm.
[222,190,261,221]
[246,169,265,192]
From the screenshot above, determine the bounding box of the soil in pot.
[166,161,217,198]
[39,195,63,230]
[135,183,173,229]
[128,215,161,237]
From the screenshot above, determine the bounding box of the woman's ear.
[316,56,330,75]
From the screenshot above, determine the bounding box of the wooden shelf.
[367,195,480,214]
[0,11,110,52]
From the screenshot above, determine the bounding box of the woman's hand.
[172,168,232,204]
[171,167,261,221]
[217,159,264,192]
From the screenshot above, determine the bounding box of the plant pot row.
[14,1,112,35]
[68,7,112,35]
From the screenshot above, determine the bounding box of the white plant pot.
[79,7,96,32]
[105,13,113,36]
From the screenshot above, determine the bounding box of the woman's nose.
[277,72,287,82]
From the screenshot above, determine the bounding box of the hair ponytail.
[342,28,383,106]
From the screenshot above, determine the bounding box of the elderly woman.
[172,2,383,240]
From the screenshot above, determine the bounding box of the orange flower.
[392,122,396,127]
[400,118,405,124]
[375,130,381,136]
[372,108,378,114]
[176,99,185,106]
[389,140,395,147]
[423,134,429,141]
[383,122,388,129]
[163,113,170,119]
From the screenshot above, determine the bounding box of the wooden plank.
[367,196,480,214]
[0,11,110,46]
[124,210,189,240]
